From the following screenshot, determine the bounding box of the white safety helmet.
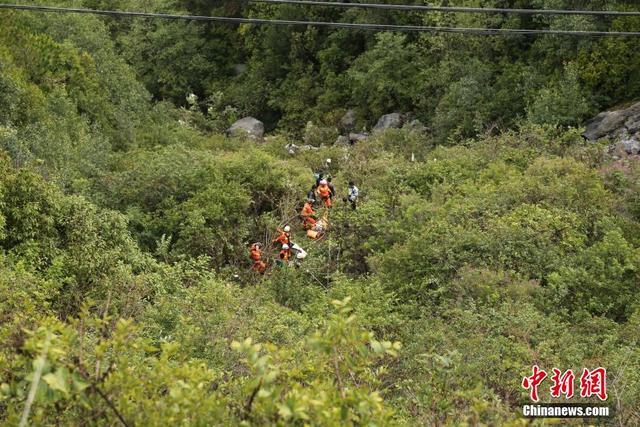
[320,179,328,185]
[326,158,332,164]
[284,225,291,232]
[282,244,290,250]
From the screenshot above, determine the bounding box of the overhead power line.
[2,3,640,36]
[252,0,640,17]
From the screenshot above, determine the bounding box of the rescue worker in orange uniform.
[301,199,317,229]
[250,243,267,274]
[316,179,332,208]
[279,243,291,265]
[273,225,291,246]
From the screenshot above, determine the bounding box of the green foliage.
[347,33,422,120]
[1,5,640,426]
[526,63,592,126]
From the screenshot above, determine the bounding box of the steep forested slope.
[79,0,640,140]
[0,2,639,426]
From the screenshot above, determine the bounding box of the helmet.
[320,179,328,185]
[282,244,290,250]
[284,225,291,232]
[326,158,332,163]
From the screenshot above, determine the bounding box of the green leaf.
[370,340,384,353]
[72,374,89,393]
[43,368,69,396]
[278,404,293,419]
[257,388,272,398]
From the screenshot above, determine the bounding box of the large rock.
[620,138,640,155]
[626,116,640,134]
[583,101,640,141]
[227,117,264,140]
[374,113,405,131]
[348,132,368,144]
[339,109,357,134]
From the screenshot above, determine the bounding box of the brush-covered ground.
[0,6,639,426]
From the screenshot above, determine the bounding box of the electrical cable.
[251,0,640,17]
[1,3,640,36]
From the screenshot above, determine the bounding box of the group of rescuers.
[249,158,359,274]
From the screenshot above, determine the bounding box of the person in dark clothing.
[314,158,332,186]
[307,185,317,205]
[327,176,336,200]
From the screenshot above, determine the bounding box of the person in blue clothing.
[346,181,359,210]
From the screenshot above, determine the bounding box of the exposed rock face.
[374,113,405,131]
[227,117,264,140]
[583,102,640,141]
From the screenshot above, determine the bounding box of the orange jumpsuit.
[273,230,291,246]
[250,244,267,274]
[317,184,332,208]
[301,202,317,229]
[279,248,291,264]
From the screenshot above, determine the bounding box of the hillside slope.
[0,5,639,426]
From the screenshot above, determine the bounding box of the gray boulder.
[228,117,264,140]
[626,116,640,135]
[374,113,405,131]
[583,101,640,141]
[620,138,640,155]
[339,109,357,133]
[348,132,368,144]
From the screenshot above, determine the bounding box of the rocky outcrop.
[227,117,264,140]
[584,101,640,157]
[583,102,640,142]
[374,113,405,132]
[331,111,422,146]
